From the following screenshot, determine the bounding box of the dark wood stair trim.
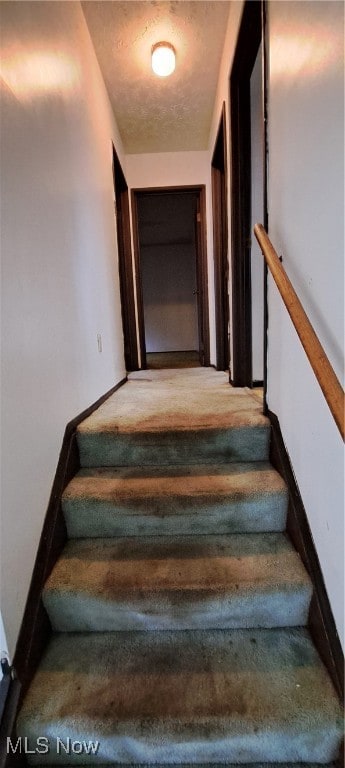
[268,409,344,702]
[0,661,21,768]
[10,377,127,703]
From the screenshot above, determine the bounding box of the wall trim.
[0,660,12,726]
[268,409,344,701]
[230,0,262,387]
[11,377,127,700]
[0,661,21,768]
[212,102,229,371]
[112,145,139,371]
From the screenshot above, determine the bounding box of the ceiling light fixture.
[151,42,176,77]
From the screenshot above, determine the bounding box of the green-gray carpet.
[62,463,288,538]
[43,533,312,632]
[17,629,342,764]
[17,368,343,764]
[76,370,270,466]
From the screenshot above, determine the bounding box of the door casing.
[131,185,210,369]
[229,0,265,387]
[112,146,138,371]
[212,102,229,371]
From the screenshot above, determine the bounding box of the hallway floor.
[76,367,269,467]
[82,366,267,431]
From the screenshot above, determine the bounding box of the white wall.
[250,44,264,383]
[0,1,126,659]
[126,151,210,191]
[126,151,216,364]
[267,1,344,644]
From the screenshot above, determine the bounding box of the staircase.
[17,368,343,764]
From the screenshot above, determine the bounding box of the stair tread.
[62,463,287,537]
[42,533,312,631]
[45,533,310,595]
[17,627,343,763]
[76,374,270,468]
[63,462,287,504]
[77,382,270,435]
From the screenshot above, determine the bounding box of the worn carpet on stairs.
[16,367,343,765]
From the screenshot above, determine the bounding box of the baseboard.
[0,662,21,768]
[12,377,127,701]
[268,409,344,701]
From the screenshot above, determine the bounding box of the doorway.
[212,102,229,371]
[230,0,266,387]
[131,186,210,370]
[112,145,138,371]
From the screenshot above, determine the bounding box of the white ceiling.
[82,1,230,154]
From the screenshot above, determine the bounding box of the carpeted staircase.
[17,369,343,764]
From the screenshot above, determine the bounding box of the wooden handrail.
[254,223,345,441]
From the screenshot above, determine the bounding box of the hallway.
[17,368,342,763]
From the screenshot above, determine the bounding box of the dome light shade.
[151,42,176,77]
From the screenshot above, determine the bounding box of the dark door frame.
[229,0,265,387]
[212,102,229,371]
[131,185,210,370]
[112,145,138,371]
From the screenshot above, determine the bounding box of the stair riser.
[43,587,311,632]
[63,495,287,538]
[77,427,270,467]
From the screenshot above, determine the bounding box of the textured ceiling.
[82,1,230,154]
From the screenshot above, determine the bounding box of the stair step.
[17,627,343,764]
[76,384,270,466]
[43,533,312,631]
[62,463,288,538]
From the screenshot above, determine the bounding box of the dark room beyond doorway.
[139,193,198,356]
[135,191,202,367]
